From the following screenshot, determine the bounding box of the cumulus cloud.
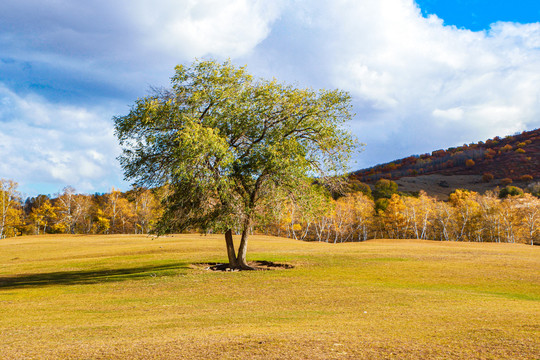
[0,0,283,58]
[0,84,126,195]
[138,0,283,58]
[0,0,283,100]
[247,0,540,166]
[1,0,540,194]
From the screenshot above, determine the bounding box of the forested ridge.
[353,128,540,183]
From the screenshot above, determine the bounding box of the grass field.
[0,234,539,359]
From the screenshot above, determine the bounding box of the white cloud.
[0,0,283,68]
[0,84,126,195]
[1,0,540,194]
[268,0,540,165]
[432,108,464,121]
[143,0,283,58]
[0,0,286,109]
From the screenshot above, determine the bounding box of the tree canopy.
[114,59,356,269]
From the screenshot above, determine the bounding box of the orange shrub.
[465,159,475,167]
[501,178,513,186]
[520,175,533,182]
[482,173,494,183]
[484,149,496,159]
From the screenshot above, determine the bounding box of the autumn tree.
[432,200,454,241]
[311,187,335,242]
[28,198,57,234]
[402,191,435,240]
[54,186,78,233]
[103,188,136,234]
[448,189,480,241]
[25,194,55,235]
[519,193,540,245]
[377,193,406,239]
[499,196,521,243]
[332,195,355,243]
[0,179,23,238]
[114,59,356,269]
[279,181,331,241]
[476,190,503,242]
[72,194,94,234]
[93,208,110,234]
[131,188,161,234]
[346,192,374,241]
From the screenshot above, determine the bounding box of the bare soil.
[193,260,294,271]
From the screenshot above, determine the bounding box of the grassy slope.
[0,235,539,359]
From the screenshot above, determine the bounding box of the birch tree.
[519,193,540,245]
[0,179,22,238]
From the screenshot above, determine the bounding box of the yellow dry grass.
[0,234,539,359]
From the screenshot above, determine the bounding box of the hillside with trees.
[352,128,540,189]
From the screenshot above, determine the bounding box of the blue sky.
[417,0,540,31]
[1,0,539,197]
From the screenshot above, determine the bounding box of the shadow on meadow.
[0,263,188,290]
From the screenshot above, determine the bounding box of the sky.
[1,0,539,197]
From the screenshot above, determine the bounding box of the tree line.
[259,179,539,246]
[0,179,162,239]
[1,177,538,245]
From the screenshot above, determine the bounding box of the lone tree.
[114,60,356,269]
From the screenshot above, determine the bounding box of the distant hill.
[352,128,540,198]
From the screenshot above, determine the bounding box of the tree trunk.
[224,229,238,269]
[236,220,255,270]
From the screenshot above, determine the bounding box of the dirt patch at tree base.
[193,261,294,271]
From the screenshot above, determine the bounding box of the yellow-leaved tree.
[518,193,540,245]
[29,197,57,235]
[0,179,23,238]
[448,189,481,241]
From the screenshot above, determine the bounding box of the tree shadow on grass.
[0,263,188,290]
